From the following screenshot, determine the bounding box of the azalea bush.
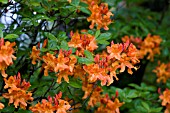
[0,0,170,113]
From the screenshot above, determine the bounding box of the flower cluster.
[68,31,98,56]
[122,34,162,61]
[85,41,139,86]
[87,2,113,30]
[30,47,77,84]
[0,38,16,78]
[96,94,124,113]
[159,89,170,113]
[82,81,124,113]
[30,92,71,113]
[69,31,140,86]
[3,73,33,109]
[139,34,162,61]
[153,61,170,83]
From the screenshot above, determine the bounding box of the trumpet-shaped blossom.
[153,61,170,83]
[96,95,124,113]
[87,3,113,30]
[160,89,170,113]
[30,92,71,113]
[107,40,139,75]
[30,46,40,65]
[68,31,98,56]
[3,73,33,109]
[81,0,100,5]
[42,50,77,83]
[0,38,16,77]
[0,102,4,109]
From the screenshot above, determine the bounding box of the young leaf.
[69,79,82,88]
[60,40,68,50]
[79,7,91,15]
[96,33,111,41]
[4,34,19,40]
[141,101,150,111]
[78,57,93,65]
[71,0,80,6]
[95,30,100,38]
[84,50,94,61]
[97,40,110,45]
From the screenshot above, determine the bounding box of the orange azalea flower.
[107,40,139,75]
[83,43,139,86]
[96,97,124,113]
[160,89,170,106]
[0,38,16,77]
[43,53,58,76]
[67,0,71,3]
[82,79,94,99]
[57,99,71,113]
[73,65,86,81]
[0,102,4,109]
[42,50,77,83]
[88,86,102,107]
[121,34,162,61]
[68,31,82,49]
[107,42,123,60]
[30,92,71,113]
[30,46,40,65]
[160,89,170,113]
[165,104,170,113]
[121,35,142,48]
[81,0,100,5]
[83,63,113,86]
[87,3,113,30]
[68,55,77,72]
[68,31,98,56]
[139,34,162,61]
[3,88,33,109]
[55,50,70,72]
[153,62,170,83]
[56,69,73,84]
[3,73,33,109]
[4,73,31,90]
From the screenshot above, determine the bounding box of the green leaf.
[4,34,19,40]
[78,57,93,65]
[84,50,94,61]
[0,23,5,30]
[15,109,32,113]
[40,48,49,52]
[0,0,8,4]
[95,30,100,38]
[96,33,111,41]
[1,105,15,112]
[0,30,3,38]
[125,88,139,98]
[57,31,67,40]
[61,82,69,92]
[149,107,163,113]
[141,101,150,111]
[71,0,80,6]
[128,83,142,90]
[79,7,91,15]
[87,30,94,35]
[45,32,57,40]
[69,79,82,88]
[60,40,68,50]
[97,40,110,45]
[166,80,170,88]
